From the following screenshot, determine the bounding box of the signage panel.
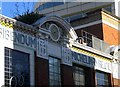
[72,47,112,73]
[95,58,112,73]
[72,51,95,68]
[0,25,37,49]
[0,24,47,58]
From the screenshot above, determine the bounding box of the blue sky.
[2,2,35,18]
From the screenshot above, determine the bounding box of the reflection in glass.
[4,48,30,87]
[37,2,64,11]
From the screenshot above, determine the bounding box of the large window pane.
[49,57,61,86]
[96,71,110,87]
[4,48,30,87]
[73,66,85,86]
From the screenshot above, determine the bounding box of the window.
[4,48,30,87]
[81,30,95,47]
[73,66,85,86]
[103,5,112,13]
[49,57,61,86]
[96,71,110,87]
[37,2,64,11]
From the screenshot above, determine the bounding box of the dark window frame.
[49,56,61,86]
[95,70,111,87]
[4,47,30,87]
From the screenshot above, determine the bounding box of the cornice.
[0,14,39,36]
[101,9,120,23]
[72,42,113,60]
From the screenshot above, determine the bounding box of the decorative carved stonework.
[37,39,48,59]
[62,46,72,66]
[0,16,38,36]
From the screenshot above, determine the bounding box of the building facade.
[34,1,117,17]
[0,9,120,87]
[35,1,120,87]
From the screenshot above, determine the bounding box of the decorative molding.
[102,20,120,30]
[0,15,39,36]
[0,21,13,28]
[33,15,78,40]
[71,47,112,62]
[72,42,113,60]
[37,39,48,59]
[101,11,120,23]
[62,46,72,66]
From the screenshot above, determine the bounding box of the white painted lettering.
[0,27,3,38]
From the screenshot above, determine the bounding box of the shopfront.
[95,57,112,87]
[71,46,112,87]
[0,19,35,87]
[72,50,95,86]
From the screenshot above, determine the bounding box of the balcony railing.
[92,36,110,53]
[76,36,110,54]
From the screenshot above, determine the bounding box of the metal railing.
[76,36,110,54]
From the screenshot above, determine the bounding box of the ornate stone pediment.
[33,15,78,41]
